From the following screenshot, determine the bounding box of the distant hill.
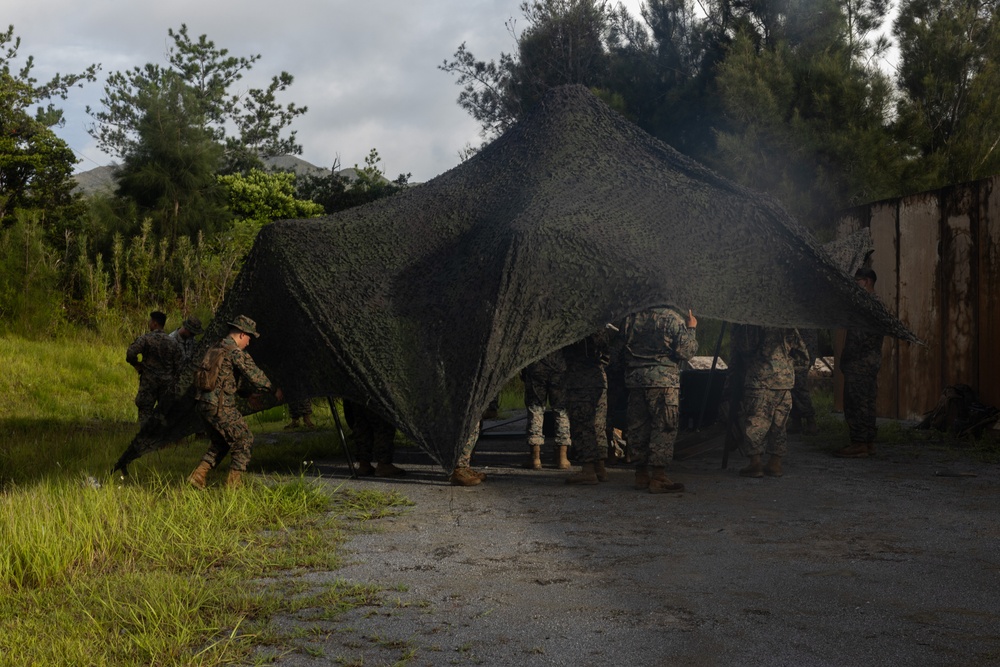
[72,155,360,196]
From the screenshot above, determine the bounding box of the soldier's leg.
[351,406,376,475]
[626,388,653,466]
[451,423,485,486]
[739,389,772,477]
[134,377,156,424]
[223,417,255,472]
[371,413,406,477]
[565,387,606,485]
[763,390,791,477]
[524,374,546,447]
[646,387,680,467]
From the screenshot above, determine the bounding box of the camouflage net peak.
[140,85,915,469]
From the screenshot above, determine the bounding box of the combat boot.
[522,445,542,470]
[302,415,315,429]
[648,466,684,493]
[565,462,599,485]
[187,461,211,489]
[356,461,375,476]
[740,455,764,478]
[803,417,818,435]
[834,442,871,458]
[283,418,300,430]
[450,466,483,486]
[556,445,571,470]
[595,459,608,482]
[763,455,783,477]
[634,465,650,490]
[375,462,407,478]
[226,469,243,488]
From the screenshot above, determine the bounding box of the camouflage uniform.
[288,397,314,421]
[732,325,800,458]
[789,328,818,423]
[841,327,884,445]
[522,350,571,450]
[194,336,273,472]
[169,328,197,363]
[562,331,609,464]
[456,422,481,468]
[126,329,182,423]
[347,402,396,464]
[623,308,699,466]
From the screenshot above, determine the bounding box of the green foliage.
[88,24,306,173]
[894,0,1000,190]
[219,168,323,223]
[0,25,97,230]
[297,148,410,214]
[0,212,63,335]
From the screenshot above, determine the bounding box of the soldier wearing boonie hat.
[188,313,282,489]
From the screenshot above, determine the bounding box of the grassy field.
[0,334,408,666]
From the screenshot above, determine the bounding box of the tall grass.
[0,334,409,665]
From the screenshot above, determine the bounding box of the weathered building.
[836,175,1000,420]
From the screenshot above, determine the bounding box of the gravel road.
[258,422,1000,667]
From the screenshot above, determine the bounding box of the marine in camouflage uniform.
[561,330,610,485]
[521,350,571,470]
[345,401,405,477]
[836,268,884,458]
[188,315,276,489]
[168,316,204,363]
[126,311,183,424]
[788,328,818,434]
[624,307,699,493]
[732,324,804,478]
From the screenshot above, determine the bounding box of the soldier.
[168,315,203,363]
[623,307,699,493]
[835,268,885,458]
[451,422,488,486]
[521,350,572,470]
[345,401,406,477]
[562,329,611,485]
[126,310,182,424]
[732,324,804,478]
[187,315,282,489]
[787,328,819,435]
[285,398,316,429]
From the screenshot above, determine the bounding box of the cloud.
[8,0,645,180]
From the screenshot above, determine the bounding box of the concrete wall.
[835,175,1000,420]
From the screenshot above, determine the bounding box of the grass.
[0,333,412,666]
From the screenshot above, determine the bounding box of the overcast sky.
[8,0,646,182]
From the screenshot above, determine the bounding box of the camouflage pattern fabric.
[623,308,697,466]
[562,331,609,463]
[523,350,570,448]
[623,307,698,389]
[627,387,680,466]
[841,329,884,376]
[790,328,818,422]
[740,388,792,457]
[844,373,878,443]
[350,403,396,464]
[195,336,273,472]
[126,329,182,423]
[169,328,198,362]
[731,325,799,390]
[289,397,314,419]
[456,422,480,469]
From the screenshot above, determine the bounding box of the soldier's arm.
[232,350,273,392]
[126,336,144,371]
[670,311,700,362]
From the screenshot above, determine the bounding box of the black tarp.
[128,85,914,470]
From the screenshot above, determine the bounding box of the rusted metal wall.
[835,176,1000,420]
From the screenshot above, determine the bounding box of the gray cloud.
[10,0,643,181]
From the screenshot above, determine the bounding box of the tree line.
[2,1,999,339]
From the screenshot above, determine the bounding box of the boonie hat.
[182,316,203,335]
[228,314,260,338]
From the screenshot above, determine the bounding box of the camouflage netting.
[131,85,915,470]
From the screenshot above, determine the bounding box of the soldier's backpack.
[194,346,227,392]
